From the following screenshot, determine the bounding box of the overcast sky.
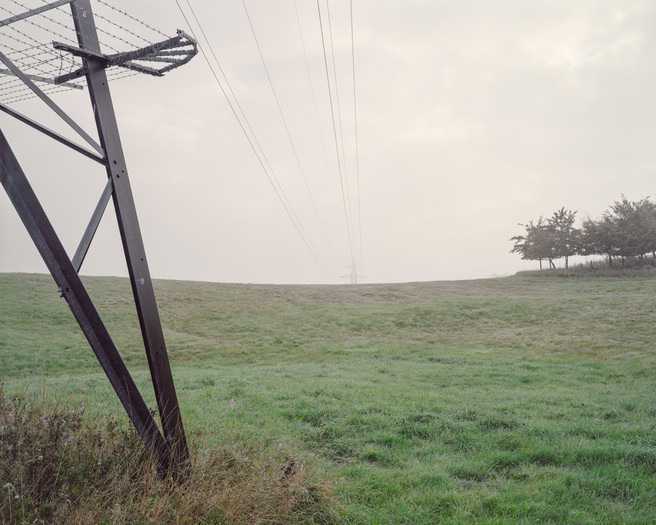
[1,0,655,284]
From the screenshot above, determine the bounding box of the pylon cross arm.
[53,29,197,83]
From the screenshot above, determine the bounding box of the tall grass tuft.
[0,384,335,524]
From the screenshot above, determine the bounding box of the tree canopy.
[511,196,656,269]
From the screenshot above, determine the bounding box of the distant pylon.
[342,258,364,284]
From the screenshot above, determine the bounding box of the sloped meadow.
[1,272,655,523]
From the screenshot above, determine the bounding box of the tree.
[546,207,579,269]
[580,215,619,266]
[510,217,557,270]
[511,197,656,270]
[606,196,656,262]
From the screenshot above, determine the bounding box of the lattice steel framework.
[0,0,197,476]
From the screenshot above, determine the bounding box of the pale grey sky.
[1,0,654,284]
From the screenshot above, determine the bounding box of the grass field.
[1,272,656,523]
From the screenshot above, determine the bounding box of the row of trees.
[510,196,656,269]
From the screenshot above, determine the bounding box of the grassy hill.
[1,272,656,523]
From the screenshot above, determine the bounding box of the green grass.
[2,272,656,523]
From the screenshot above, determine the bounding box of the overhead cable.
[180,0,330,279]
[292,0,332,194]
[174,0,333,280]
[349,0,363,266]
[316,0,355,262]
[240,0,336,266]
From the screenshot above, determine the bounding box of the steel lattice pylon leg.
[0,0,191,476]
[0,130,173,473]
[70,0,189,472]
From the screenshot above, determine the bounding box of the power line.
[292,0,331,191]
[291,0,341,262]
[316,0,355,263]
[240,0,336,264]
[349,0,363,267]
[173,0,333,280]
[180,0,331,279]
[180,0,273,177]
[96,0,168,40]
[325,0,354,238]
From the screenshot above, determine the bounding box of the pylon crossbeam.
[0,103,105,164]
[53,30,197,83]
[0,0,75,28]
[0,69,83,89]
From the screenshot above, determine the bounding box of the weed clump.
[0,384,334,524]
